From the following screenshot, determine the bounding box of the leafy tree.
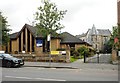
[118,25,120,49]
[111,26,119,50]
[0,12,11,46]
[34,0,67,37]
[104,26,119,52]
[103,41,112,53]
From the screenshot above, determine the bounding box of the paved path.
[24,54,118,70]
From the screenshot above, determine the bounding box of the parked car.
[0,53,24,68]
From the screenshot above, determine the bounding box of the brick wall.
[51,39,60,51]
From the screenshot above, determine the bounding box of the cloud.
[0,0,117,35]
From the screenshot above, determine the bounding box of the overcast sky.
[0,0,117,35]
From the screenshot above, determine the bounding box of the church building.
[7,24,91,55]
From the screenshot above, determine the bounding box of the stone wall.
[13,54,67,63]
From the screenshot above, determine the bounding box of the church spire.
[91,24,97,35]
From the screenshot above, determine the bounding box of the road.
[1,66,118,81]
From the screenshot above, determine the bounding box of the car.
[0,53,24,68]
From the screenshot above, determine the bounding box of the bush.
[70,47,75,56]
[77,46,89,57]
[72,50,79,58]
[70,56,78,62]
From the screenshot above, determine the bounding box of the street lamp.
[96,50,99,63]
[84,52,86,63]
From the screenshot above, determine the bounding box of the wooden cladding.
[8,27,35,53]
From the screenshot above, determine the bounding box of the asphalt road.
[1,66,118,81]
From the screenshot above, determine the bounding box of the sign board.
[59,51,66,55]
[47,34,51,41]
[22,51,25,53]
[50,51,66,55]
[51,51,59,55]
[0,51,5,53]
[36,39,43,47]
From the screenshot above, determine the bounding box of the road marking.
[5,76,66,81]
[35,78,66,81]
[38,68,56,70]
[5,76,32,79]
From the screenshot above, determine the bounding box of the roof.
[97,29,111,36]
[10,32,19,39]
[9,24,92,46]
[10,24,61,39]
[76,33,86,38]
[60,32,85,44]
[9,24,43,39]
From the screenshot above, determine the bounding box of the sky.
[0,0,117,35]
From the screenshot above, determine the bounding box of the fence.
[86,54,112,63]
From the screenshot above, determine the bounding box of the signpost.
[47,34,51,67]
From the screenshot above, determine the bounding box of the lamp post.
[96,50,99,63]
[84,52,86,63]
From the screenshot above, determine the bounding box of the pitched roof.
[10,24,62,39]
[97,29,111,36]
[9,32,19,39]
[9,24,43,39]
[60,32,85,44]
[76,33,86,38]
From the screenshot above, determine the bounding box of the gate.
[86,54,112,63]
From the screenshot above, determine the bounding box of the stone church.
[76,25,111,52]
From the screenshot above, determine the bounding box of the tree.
[0,12,11,46]
[34,0,67,37]
[104,41,112,53]
[118,25,120,49]
[104,26,119,53]
[111,26,120,50]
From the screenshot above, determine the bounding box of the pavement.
[23,54,118,70]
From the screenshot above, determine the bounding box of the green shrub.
[72,50,79,58]
[70,56,78,62]
[77,46,89,57]
[70,47,75,56]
